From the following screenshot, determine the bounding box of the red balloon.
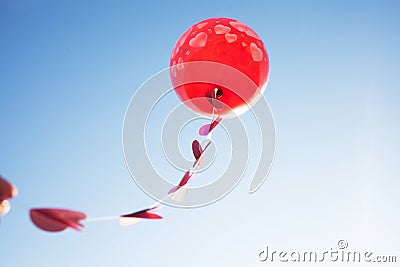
[170,17,269,118]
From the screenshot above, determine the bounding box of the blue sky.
[1,0,400,266]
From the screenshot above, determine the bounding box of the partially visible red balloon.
[170,17,269,118]
[0,175,17,216]
[0,175,17,203]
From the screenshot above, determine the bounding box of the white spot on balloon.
[225,33,237,43]
[171,60,177,77]
[189,32,207,48]
[229,21,248,32]
[250,43,263,61]
[214,24,231,34]
[197,22,208,29]
[242,42,247,47]
[230,21,261,40]
[179,27,193,48]
[186,50,190,56]
[245,28,261,40]
[177,57,184,70]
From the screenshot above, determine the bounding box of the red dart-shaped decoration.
[192,140,213,168]
[119,206,162,226]
[30,208,87,232]
[168,170,192,194]
[120,206,162,220]
[199,116,222,136]
[192,140,202,160]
